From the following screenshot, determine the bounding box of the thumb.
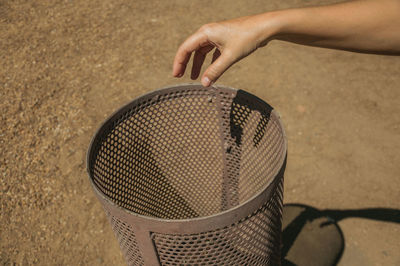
[201,51,235,87]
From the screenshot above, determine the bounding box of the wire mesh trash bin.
[87,84,287,265]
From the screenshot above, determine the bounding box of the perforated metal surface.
[105,209,144,266]
[151,178,283,265]
[87,84,287,265]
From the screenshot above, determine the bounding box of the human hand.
[172,14,280,87]
[173,0,400,87]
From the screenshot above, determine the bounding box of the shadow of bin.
[87,84,287,265]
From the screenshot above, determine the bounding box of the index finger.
[173,31,209,77]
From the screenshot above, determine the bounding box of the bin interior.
[88,87,285,220]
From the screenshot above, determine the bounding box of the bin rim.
[86,83,287,232]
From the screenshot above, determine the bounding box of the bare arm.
[272,0,400,54]
[173,0,400,87]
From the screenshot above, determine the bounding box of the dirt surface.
[1,0,399,265]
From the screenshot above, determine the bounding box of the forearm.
[263,0,400,54]
[173,0,399,86]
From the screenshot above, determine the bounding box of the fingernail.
[202,76,211,87]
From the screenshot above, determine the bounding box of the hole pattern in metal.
[88,85,286,265]
[105,209,144,266]
[152,178,283,265]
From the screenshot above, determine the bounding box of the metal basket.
[87,84,287,265]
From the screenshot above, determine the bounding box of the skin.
[172,0,400,87]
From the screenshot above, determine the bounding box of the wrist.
[257,9,302,45]
[255,11,287,46]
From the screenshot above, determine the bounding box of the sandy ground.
[1,0,399,265]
